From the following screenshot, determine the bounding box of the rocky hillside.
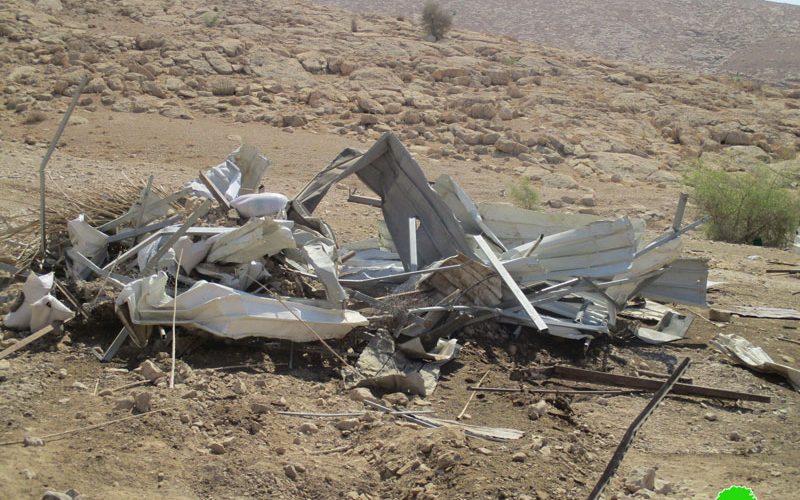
[1,0,799,196]
[313,0,800,85]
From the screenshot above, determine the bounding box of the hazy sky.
[770,0,800,4]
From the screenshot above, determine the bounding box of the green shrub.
[685,164,800,247]
[203,10,221,27]
[508,179,540,211]
[421,1,453,41]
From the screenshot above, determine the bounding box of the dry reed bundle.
[0,175,175,270]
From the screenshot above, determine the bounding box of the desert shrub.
[685,164,800,247]
[421,1,453,41]
[508,179,540,211]
[203,9,221,27]
[22,111,47,124]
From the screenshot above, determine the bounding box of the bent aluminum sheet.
[477,203,609,247]
[500,218,638,285]
[206,219,295,264]
[711,333,800,391]
[116,273,368,342]
[720,306,800,320]
[638,258,708,307]
[291,133,474,270]
[433,174,506,250]
[188,144,271,201]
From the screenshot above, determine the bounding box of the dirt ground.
[0,103,799,500]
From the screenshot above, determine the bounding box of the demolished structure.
[3,132,713,397]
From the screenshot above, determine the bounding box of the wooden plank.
[587,358,691,500]
[550,365,770,403]
[198,170,231,210]
[347,193,381,208]
[473,235,548,331]
[0,318,72,360]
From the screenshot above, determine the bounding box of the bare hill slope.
[312,0,800,85]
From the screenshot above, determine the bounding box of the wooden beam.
[347,193,382,208]
[198,170,231,210]
[549,365,769,403]
[0,318,72,360]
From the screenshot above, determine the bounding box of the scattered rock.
[708,309,732,322]
[625,467,656,493]
[115,397,135,411]
[41,491,70,500]
[334,418,360,431]
[23,436,44,447]
[511,452,527,462]
[137,360,166,381]
[284,464,299,480]
[704,412,718,422]
[527,400,548,420]
[134,391,152,413]
[495,138,529,156]
[135,33,166,51]
[383,392,409,407]
[299,422,319,434]
[349,387,378,403]
[209,442,226,455]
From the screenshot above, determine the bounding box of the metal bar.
[53,280,88,319]
[106,216,181,243]
[473,235,548,332]
[636,369,693,384]
[635,216,709,258]
[141,200,212,276]
[522,234,544,258]
[408,217,418,271]
[672,193,689,232]
[92,327,130,363]
[69,250,129,287]
[40,75,88,260]
[550,365,769,403]
[338,264,463,285]
[198,170,231,210]
[466,386,524,393]
[587,358,691,500]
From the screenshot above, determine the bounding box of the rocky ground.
[312,0,800,86]
[1,0,800,499]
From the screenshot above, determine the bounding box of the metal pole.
[39,74,88,262]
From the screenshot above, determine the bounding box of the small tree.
[508,179,540,211]
[686,164,800,247]
[421,1,453,41]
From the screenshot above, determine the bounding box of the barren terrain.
[1,0,799,499]
[313,0,800,85]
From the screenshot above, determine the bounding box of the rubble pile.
[4,132,710,393]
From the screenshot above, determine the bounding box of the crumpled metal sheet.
[206,219,296,264]
[290,133,474,270]
[66,214,108,280]
[711,333,800,391]
[116,272,368,342]
[353,332,460,396]
[638,258,708,307]
[433,174,506,251]
[188,144,271,201]
[500,217,639,285]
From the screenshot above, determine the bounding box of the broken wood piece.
[521,234,544,258]
[277,410,433,418]
[53,280,88,319]
[0,318,71,360]
[134,175,154,231]
[198,170,231,210]
[457,369,490,420]
[466,386,523,393]
[635,369,693,384]
[545,365,769,403]
[97,187,191,233]
[776,336,800,346]
[347,193,382,208]
[473,235,548,332]
[587,358,691,500]
[528,388,642,395]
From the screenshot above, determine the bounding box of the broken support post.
[473,235,548,332]
[39,74,88,261]
[198,170,231,210]
[586,358,691,500]
[672,192,688,232]
[347,191,382,208]
[408,217,418,271]
[548,365,769,403]
[0,318,71,360]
